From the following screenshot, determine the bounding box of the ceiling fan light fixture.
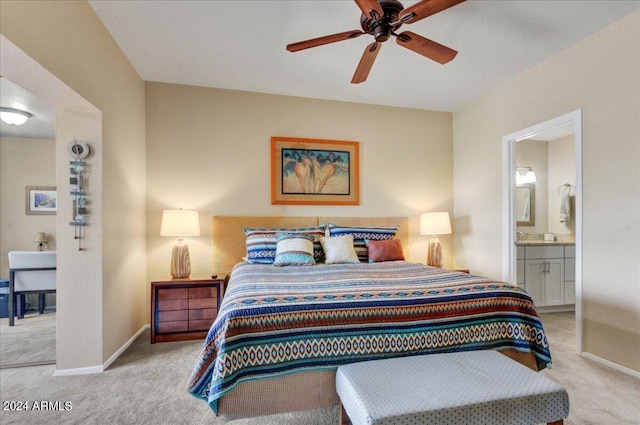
[286,0,465,83]
[0,107,32,126]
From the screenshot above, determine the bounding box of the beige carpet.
[538,312,640,425]
[0,312,638,424]
[0,312,56,368]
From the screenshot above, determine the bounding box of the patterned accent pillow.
[326,224,399,262]
[319,235,359,265]
[273,233,315,267]
[243,226,325,264]
[365,239,405,263]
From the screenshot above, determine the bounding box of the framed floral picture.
[25,186,57,215]
[271,137,360,205]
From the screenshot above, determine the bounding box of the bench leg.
[39,293,46,314]
[340,402,352,425]
[548,421,563,425]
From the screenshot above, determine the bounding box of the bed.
[187,216,551,420]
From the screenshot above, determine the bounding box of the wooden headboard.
[212,216,409,274]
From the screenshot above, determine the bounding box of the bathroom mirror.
[516,184,535,226]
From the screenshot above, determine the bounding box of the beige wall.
[0,136,57,310]
[515,136,576,235]
[516,139,549,233]
[548,135,576,235]
[1,1,146,370]
[454,10,640,371]
[146,82,454,283]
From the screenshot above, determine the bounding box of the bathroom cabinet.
[517,245,575,309]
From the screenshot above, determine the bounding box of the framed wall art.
[25,186,57,215]
[271,137,360,205]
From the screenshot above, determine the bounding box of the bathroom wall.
[516,139,548,234]
[548,135,576,235]
[516,136,575,237]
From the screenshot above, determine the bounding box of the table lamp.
[420,212,452,268]
[34,232,48,251]
[160,209,200,278]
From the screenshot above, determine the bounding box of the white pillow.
[319,235,359,265]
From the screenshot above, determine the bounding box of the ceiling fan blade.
[354,0,384,20]
[351,42,381,84]
[287,30,364,52]
[396,31,457,64]
[399,0,466,24]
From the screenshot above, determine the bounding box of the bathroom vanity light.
[516,167,537,185]
[0,107,32,126]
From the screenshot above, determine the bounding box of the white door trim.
[501,109,583,354]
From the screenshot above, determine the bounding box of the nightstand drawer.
[159,310,188,322]
[158,288,188,300]
[189,296,217,309]
[189,319,213,331]
[189,287,216,299]
[189,308,216,321]
[158,298,188,311]
[158,320,188,333]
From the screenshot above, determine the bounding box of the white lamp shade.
[160,209,200,237]
[420,212,452,236]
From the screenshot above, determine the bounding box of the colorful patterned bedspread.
[187,261,551,413]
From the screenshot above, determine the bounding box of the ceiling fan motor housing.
[360,0,404,42]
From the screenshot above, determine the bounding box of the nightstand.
[150,276,227,343]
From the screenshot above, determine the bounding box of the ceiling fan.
[286,0,465,84]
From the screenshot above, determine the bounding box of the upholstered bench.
[336,350,569,425]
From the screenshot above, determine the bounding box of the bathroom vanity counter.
[516,241,575,246]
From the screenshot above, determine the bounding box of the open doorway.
[502,110,583,353]
[1,35,102,372]
[0,77,57,368]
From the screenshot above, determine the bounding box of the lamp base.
[427,236,443,268]
[170,242,191,279]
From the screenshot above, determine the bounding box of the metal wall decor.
[67,140,90,250]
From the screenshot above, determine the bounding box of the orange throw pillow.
[365,239,405,263]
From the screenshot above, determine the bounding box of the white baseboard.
[537,305,575,314]
[581,351,640,379]
[52,324,149,377]
[53,365,103,377]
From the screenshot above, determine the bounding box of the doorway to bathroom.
[502,110,583,353]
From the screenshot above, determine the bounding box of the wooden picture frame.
[271,137,360,205]
[25,186,57,215]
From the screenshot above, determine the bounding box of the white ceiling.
[88,0,640,112]
[2,1,638,140]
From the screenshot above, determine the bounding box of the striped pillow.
[326,224,399,262]
[243,225,325,264]
[273,233,315,266]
